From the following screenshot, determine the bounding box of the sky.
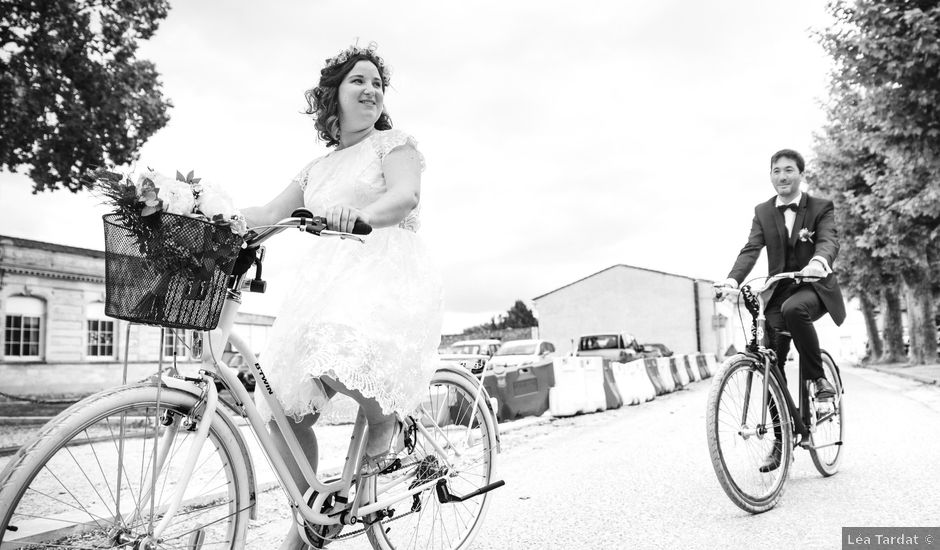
[0,0,836,334]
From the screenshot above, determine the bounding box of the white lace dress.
[256,129,444,421]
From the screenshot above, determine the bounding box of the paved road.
[246,365,940,550]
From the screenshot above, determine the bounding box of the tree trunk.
[881,285,906,363]
[901,265,938,365]
[859,293,883,361]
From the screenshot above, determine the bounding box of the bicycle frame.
[735,272,830,442]
[136,217,500,533]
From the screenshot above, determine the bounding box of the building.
[0,235,274,396]
[533,264,729,357]
[533,263,867,363]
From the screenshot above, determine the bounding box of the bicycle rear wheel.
[366,369,498,550]
[809,353,844,476]
[0,383,251,549]
[706,356,793,513]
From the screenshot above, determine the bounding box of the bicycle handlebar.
[713,271,830,302]
[243,208,372,248]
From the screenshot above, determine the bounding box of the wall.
[534,265,711,355]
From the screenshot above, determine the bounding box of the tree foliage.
[465,300,538,333]
[815,0,940,363]
[0,0,172,193]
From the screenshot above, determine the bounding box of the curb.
[853,363,940,386]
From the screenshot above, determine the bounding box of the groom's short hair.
[770,149,805,173]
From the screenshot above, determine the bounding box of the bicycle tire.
[365,368,499,550]
[0,382,251,549]
[706,355,793,514]
[809,353,844,477]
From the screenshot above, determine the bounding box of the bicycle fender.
[821,350,844,394]
[158,376,260,520]
[434,365,502,453]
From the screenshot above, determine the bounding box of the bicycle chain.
[311,456,439,543]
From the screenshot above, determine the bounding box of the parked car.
[486,339,556,372]
[438,338,501,374]
[642,343,673,357]
[575,332,654,362]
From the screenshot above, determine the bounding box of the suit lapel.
[789,194,809,246]
[771,199,787,251]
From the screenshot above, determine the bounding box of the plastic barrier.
[695,354,711,379]
[482,360,554,421]
[683,354,702,382]
[582,357,608,413]
[656,357,680,391]
[668,356,690,388]
[653,357,676,393]
[644,358,666,395]
[704,353,718,377]
[601,360,624,410]
[549,357,608,417]
[610,359,656,405]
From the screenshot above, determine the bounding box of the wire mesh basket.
[102,213,243,330]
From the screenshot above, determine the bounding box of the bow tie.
[777,203,798,214]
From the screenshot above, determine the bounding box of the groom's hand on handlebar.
[798,261,827,281]
[714,278,738,300]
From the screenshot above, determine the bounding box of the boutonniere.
[798,228,815,243]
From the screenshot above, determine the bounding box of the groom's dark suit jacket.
[728,193,846,326]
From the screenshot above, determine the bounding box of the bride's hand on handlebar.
[325,205,369,234]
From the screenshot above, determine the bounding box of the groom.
[717,149,846,470]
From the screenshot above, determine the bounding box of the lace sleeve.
[292,157,322,191]
[373,129,425,172]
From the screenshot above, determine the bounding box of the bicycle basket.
[102,212,243,330]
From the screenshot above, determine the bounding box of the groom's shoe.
[758,443,783,473]
[814,377,837,400]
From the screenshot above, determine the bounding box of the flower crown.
[322,41,391,87]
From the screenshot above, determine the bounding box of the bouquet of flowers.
[92,168,247,330]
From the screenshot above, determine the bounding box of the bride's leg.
[269,384,337,550]
[319,375,401,457]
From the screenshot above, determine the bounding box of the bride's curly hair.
[304,45,393,147]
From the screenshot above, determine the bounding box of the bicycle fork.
[127,373,220,547]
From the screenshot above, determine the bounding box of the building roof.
[0,234,105,259]
[532,264,715,301]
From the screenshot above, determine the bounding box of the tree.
[463,300,538,334]
[818,0,940,364]
[1,0,172,193]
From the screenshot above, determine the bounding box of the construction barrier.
[548,356,607,417]
[694,354,711,379]
[683,354,702,382]
[601,360,624,410]
[482,360,554,421]
[704,354,718,377]
[654,358,677,393]
[668,356,690,388]
[644,358,666,395]
[610,359,656,405]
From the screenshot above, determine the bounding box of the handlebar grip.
[294,207,372,235]
[351,219,372,235]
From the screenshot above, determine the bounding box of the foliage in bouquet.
[92,168,246,286]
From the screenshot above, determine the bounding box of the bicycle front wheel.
[0,382,251,549]
[809,353,845,476]
[366,368,499,550]
[706,355,793,514]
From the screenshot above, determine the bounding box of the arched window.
[86,302,116,359]
[4,295,44,359]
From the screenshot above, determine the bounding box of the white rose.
[157,176,196,216]
[197,180,239,220]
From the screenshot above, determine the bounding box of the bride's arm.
[241,181,305,228]
[358,145,421,228]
